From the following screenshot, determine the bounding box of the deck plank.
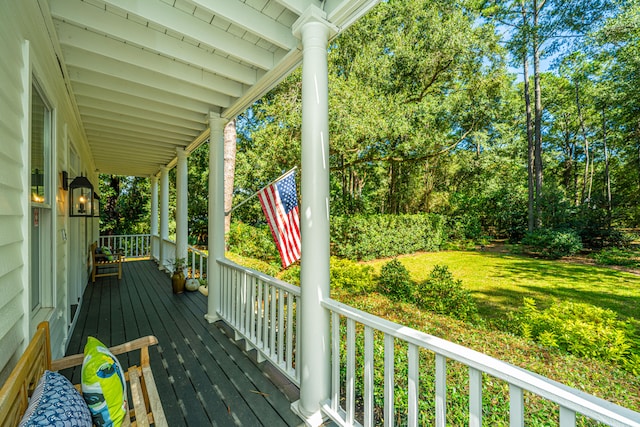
[64,259,302,427]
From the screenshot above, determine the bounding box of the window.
[30,81,53,315]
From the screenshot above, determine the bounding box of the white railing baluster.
[509,385,524,427]
[346,318,356,426]
[256,279,264,348]
[364,325,374,427]
[286,292,293,375]
[384,333,395,427]
[331,311,340,414]
[270,286,276,359]
[469,367,482,427]
[277,289,284,366]
[560,406,576,427]
[436,354,447,427]
[408,343,419,427]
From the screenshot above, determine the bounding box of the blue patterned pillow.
[19,370,92,427]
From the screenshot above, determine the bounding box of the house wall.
[0,0,98,383]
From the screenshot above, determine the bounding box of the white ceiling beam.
[85,129,187,148]
[84,119,193,144]
[90,143,178,158]
[74,96,205,130]
[52,11,257,86]
[56,24,240,100]
[84,124,188,146]
[187,0,298,50]
[79,107,200,137]
[62,47,229,109]
[61,0,276,70]
[67,69,211,115]
[81,116,198,142]
[72,83,206,124]
[270,0,313,15]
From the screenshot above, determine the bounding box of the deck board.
[63,259,302,426]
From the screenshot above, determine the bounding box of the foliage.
[515,298,639,374]
[413,265,479,322]
[377,259,414,302]
[521,228,583,259]
[277,264,300,287]
[226,221,280,267]
[99,175,150,235]
[331,214,446,260]
[593,247,640,268]
[329,257,375,295]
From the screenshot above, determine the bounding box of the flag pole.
[225,166,297,216]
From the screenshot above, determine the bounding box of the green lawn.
[365,250,640,328]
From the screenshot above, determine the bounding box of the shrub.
[593,247,640,268]
[330,257,374,294]
[227,221,279,265]
[516,298,639,373]
[277,264,300,287]
[331,214,446,260]
[521,228,583,259]
[377,259,414,302]
[413,265,478,322]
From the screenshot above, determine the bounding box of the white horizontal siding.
[0,0,29,381]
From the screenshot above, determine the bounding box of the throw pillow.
[101,247,114,261]
[19,370,92,427]
[81,337,127,427]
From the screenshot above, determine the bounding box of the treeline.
[100,0,640,249]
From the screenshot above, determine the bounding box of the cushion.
[101,247,114,261]
[19,370,92,427]
[81,337,127,427]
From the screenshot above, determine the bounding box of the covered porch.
[65,258,302,426]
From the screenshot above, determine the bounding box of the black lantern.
[69,175,93,217]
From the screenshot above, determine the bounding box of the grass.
[363,250,640,331]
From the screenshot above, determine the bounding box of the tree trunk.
[223,119,237,236]
[603,107,612,227]
[575,81,590,206]
[533,0,543,228]
[521,1,535,233]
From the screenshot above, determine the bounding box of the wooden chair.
[0,322,167,427]
[91,242,123,282]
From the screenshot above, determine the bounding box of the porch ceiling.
[47,0,379,177]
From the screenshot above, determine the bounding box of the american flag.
[258,170,301,268]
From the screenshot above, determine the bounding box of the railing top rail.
[99,234,151,238]
[187,245,208,257]
[217,258,301,296]
[322,297,640,426]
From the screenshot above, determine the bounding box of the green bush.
[277,264,300,287]
[413,265,478,322]
[330,257,375,294]
[593,247,640,268]
[227,221,280,265]
[331,214,446,260]
[516,298,639,373]
[377,259,414,302]
[521,228,583,259]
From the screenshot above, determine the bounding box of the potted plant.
[171,258,186,294]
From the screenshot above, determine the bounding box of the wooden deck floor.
[63,259,302,427]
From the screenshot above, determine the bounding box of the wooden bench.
[91,241,123,282]
[0,322,167,427]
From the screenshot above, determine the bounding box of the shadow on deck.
[63,259,302,426]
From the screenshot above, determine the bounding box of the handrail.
[321,298,640,427]
[99,234,151,258]
[217,258,300,385]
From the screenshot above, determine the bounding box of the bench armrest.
[51,335,158,371]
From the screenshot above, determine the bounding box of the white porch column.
[175,148,188,268]
[150,175,159,261]
[159,166,169,270]
[292,6,336,424]
[205,112,227,323]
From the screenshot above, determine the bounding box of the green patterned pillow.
[101,246,114,261]
[81,337,128,427]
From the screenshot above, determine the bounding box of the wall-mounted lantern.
[68,175,94,217]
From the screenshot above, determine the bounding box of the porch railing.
[321,298,640,427]
[217,258,300,386]
[99,234,151,258]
